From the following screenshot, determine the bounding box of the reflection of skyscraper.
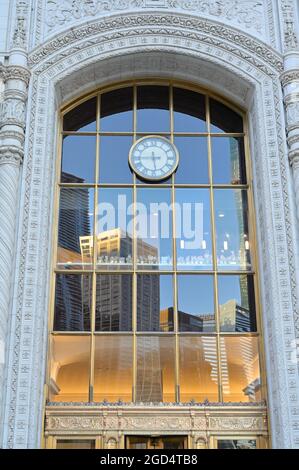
[55,173,92,331]
[58,172,91,260]
[220,299,252,332]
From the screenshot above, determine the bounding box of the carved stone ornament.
[0,99,26,127]
[12,1,29,48]
[44,0,264,36]
[281,0,299,50]
[4,66,31,88]
[281,70,299,88]
[28,12,282,72]
[209,416,266,431]
[0,146,24,166]
[45,409,267,434]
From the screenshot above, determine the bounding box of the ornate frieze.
[45,406,267,434]
[281,0,299,51]
[44,0,265,37]
[28,12,283,73]
[12,1,30,49]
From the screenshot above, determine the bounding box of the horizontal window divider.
[218,332,259,337]
[62,132,98,136]
[93,331,134,335]
[58,183,96,188]
[135,332,176,336]
[51,331,92,336]
[209,133,246,137]
[55,270,94,274]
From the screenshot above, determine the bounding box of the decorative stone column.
[281,54,299,222]
[280,1,299,222]
[0,2,30,434]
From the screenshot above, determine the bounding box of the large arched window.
[48,82,263,404]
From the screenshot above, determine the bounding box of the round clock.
[129,136,179,181]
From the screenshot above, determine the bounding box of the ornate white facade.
[0,0,299,449]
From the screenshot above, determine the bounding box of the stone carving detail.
[0,99,26,127]
[122,416,191,430]
[46,416,104,430]
[12,1,29,48]
[28,13,282,72]
[4,66,31,88]
[281,70,299,87]
[281,0,299,50]
[209,416,266,431]
[286,102,299,128]
[0,146,24,166]
[45,411,267,433]
[44,0,264,35]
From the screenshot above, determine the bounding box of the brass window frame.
[46,79,268,408]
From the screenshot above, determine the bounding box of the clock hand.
[151,151,157,170]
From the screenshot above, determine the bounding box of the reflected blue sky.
[62,135,96,183]
[178,275,214,315]
[99,136,133,183]
[174,137,209,184]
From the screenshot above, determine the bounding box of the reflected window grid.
[52,83,260,405]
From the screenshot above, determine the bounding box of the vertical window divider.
[207,95,223,403]
[171,84,180,403]
[132,84,137,403]
[89,92,101,402]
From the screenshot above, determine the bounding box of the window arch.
[48,81,263,405]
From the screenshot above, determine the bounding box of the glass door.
[126,436,187,449]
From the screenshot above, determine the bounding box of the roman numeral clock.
[129,136,179,181]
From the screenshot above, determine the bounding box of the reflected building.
[220,299,252,332]
[55,172,92,331]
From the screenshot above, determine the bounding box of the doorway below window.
[126,435,187,449]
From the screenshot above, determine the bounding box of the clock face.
[129,136,179,181]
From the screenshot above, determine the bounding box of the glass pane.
[136,336,176,403]
[218,275,257,332]
[214,189,252,270]
[212,137,246,184]
[177,275,215,332]
[99,136,133,183]
[57,440,95,449]
[220,336,261,402]
[94,335,133,402]
[137,274,174,332]
[96,188,133,270]
[63,97,97,132]
[173,87,206,132]
[100,87,133,132]
[57,188,94,270]
[217,440,257,449]
[54,274,92,331]
[61,135,96,183]
[176,189,212,271]
[95,275,132,331]
[137,85,170,132]
[49,336,90,402]
[174,137,209,184]
[136,188,173,270]
[179,336,218,402]
[210,99,243,134]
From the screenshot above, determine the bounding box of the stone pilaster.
[0,0,30,441]
[281,55,299,221]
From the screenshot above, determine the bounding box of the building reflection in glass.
[57,181,94,270]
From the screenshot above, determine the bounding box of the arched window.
[48,82,263,404]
